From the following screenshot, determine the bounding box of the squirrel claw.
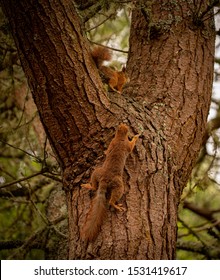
[111,203,125,212]
[81,183,96,190]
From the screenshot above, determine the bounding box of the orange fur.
[91,46,127,93]
[81,124,139,242]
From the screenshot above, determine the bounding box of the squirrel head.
[116,123,129,137]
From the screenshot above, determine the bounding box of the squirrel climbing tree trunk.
[1,0,215,259]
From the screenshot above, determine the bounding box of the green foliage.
[0,8,64,259]
[86,5,131,65]
[177,143,220,259]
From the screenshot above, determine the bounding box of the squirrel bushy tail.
[91,46,111,68]
[81,186,107,242]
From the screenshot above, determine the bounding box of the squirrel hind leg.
[81,177,98,191]
[109,181,125,211]
[109,84,120,94]
[108,75,121,93]
[81,168,101,191]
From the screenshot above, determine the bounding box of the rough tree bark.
[1,0,215,259]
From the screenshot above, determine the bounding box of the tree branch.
[0,168,49,189]
[183,201,220,232]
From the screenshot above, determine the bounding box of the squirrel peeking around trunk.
[91,46,128,93]
[80,123,139,242]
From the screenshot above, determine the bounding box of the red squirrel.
[91,46,127,93]
[81,123,139,242]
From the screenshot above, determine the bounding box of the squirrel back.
[91,46,127,93]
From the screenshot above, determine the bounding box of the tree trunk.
[1,0,215,259]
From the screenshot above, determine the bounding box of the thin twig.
[0,168,48,189]
[89,40,128,53]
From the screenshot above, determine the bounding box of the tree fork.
[1,0,215,259]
